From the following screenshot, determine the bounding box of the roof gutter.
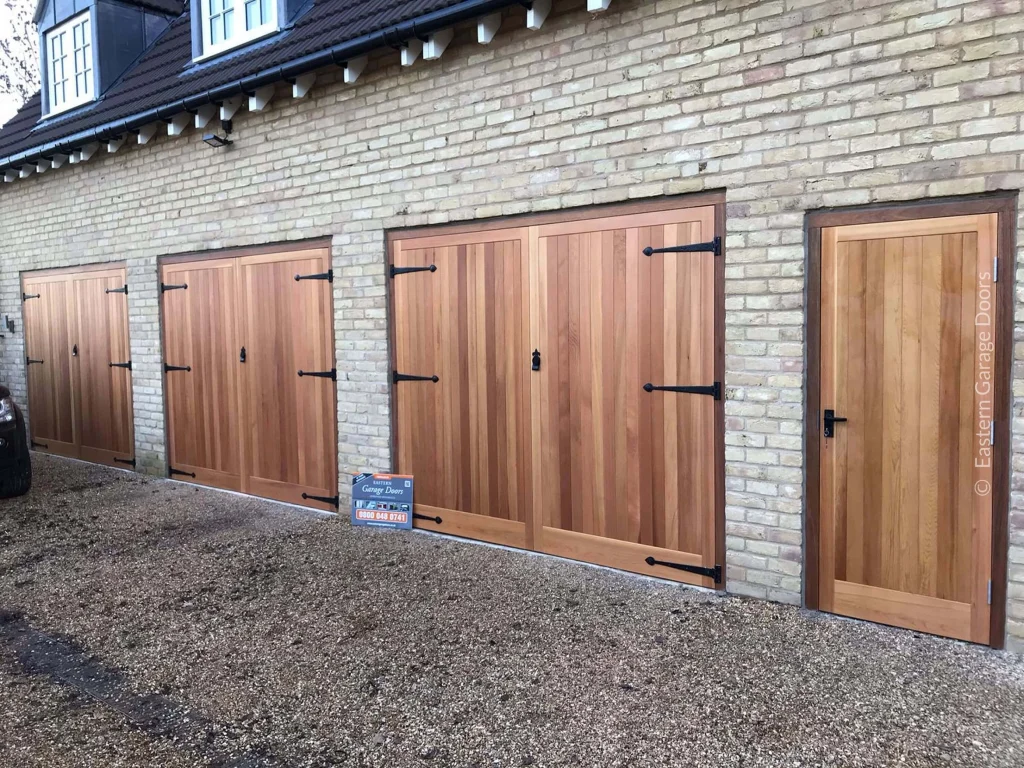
[1,0,522,172]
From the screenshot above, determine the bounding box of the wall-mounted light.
[203,118,233,148]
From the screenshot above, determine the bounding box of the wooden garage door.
[818,214,998,643]
[160,245,337,512]
[390,202,723,587]
[21,265,134,467]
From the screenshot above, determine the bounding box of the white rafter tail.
[401,38,422,66]
[343,56,367,83]
[292,73,316,99]
[3,170,16,182]
[167,112,191,136]
[220,95,244,121]
[248,85,274,112]
[35,159,49,174]
[68,150,81,164]
[79,142,100,161]
[18,166,33,179]
[51,153,69,168]
[107,135,127,153]
[194,104,217,129]
[136,124,159,145]
[527,0,550,30]
[587,0,611,10]
[424,28,453,60]
[477,12,501,43]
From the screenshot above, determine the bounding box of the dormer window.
[200,0,277,58]
[45,11,95,116]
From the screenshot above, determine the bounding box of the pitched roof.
[0,0,514,169]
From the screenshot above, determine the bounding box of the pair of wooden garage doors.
[389,199,725,588]
[21,265,134,467]
[160,244,337,511]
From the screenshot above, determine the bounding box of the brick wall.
[1,0,1022,650]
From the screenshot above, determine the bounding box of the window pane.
[223,7,234,37]
[261,0,271,26]
[245,0,257,30]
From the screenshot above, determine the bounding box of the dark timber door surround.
[806,194,1015,648]
[389,196,726,588]
[21,264,135,468]
[160,243,338,512]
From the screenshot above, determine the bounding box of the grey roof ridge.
[2,0,519,172]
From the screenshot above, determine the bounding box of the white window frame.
[45,11,95,117]
[199,0,278,59]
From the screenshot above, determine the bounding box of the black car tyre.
[0,447,31,499]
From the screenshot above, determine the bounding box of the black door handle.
[240,346,246,363]
[72,344,78,357]
[532,349,541,371]
[823,409,847,438]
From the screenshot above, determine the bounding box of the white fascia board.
[527,0,550,30]
[424,28,453,60]
[167,112,191,136]
[220,95,244,121]
[248,85,275,112]
[344,55,367,83]
[137,124,159,144]
[292,73,316,99]
[477,12,501,43]
[195,104,218,129]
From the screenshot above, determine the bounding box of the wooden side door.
[532,206,721,587]
[161,259,243,490]
[21,273,77,457]
[71,267,134,466]
[391,228,533,548]
[237,247,337,511]
[818,214,998,643]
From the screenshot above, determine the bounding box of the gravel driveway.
[1,455,1023,767]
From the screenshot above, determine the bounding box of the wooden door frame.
[385,193,726,589]
[804,192,1017,648]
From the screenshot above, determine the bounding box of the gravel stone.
[1,455,1023,767]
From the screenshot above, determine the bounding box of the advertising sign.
[351,473,414,529]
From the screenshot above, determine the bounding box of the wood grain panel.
[238,248,337,512]
[819,214,997,643]
[21,276,76,455]
[72,269,134,466]
[161,259,242,490]
[392,230,532,542]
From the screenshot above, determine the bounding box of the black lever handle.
[823,409,847,438]
[532,349,541,371]
[240,346,246,363]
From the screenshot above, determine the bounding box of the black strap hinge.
[26,357,44,365]
[160,282,188,293]
[31,440,48,449]
[645,556,721,584]
[393,371,439,384]
[106,285,128,295]
[413,512,442,524]
[302,492,339,507]
[114,457,136,467]
[298,369,337,381]
[109,361,132,370]
[22,292,41,301]
[164,364,192,372]
[169,467,196,478]
[643,236,721,257]
[295,270,333,283]
[643,381,720,400]
[390,264,437,278]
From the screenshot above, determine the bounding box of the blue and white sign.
[351,473,414,530]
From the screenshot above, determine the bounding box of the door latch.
[72,344,78,357]
[823,409,847,438]
[240,346,246,363]
[532,349,541,371]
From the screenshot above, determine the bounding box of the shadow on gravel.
[0,609,284,768]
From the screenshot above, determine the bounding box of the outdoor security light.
[203,119,233,148]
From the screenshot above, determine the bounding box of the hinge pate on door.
[988,580,992,605]
[993,257,998,282]
[105,285,128,295]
